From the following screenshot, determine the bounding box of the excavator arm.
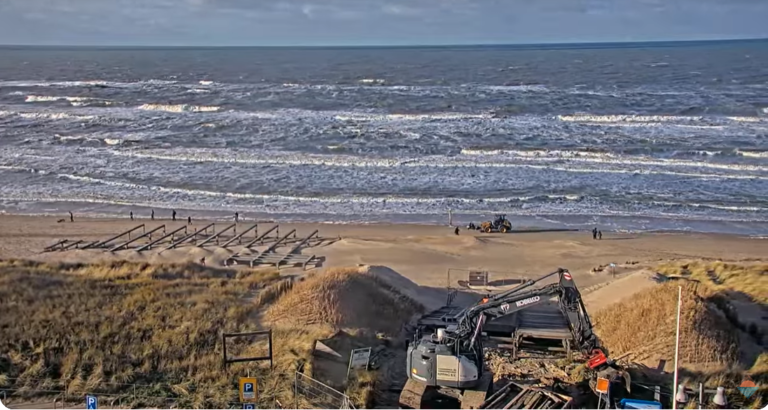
[450,268,600,356]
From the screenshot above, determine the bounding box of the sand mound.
[265,266,424,334]
[593,281,739,367]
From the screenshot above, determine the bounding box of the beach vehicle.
[479,214,512,233]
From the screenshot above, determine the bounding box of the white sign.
[350,347,372,370]
[347,347,372,379]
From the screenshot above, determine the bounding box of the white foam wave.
[0,79,178,88]
[736,149,768,158]
[25,95,91,103]
[103,139,122,146]
[108,148,768,180]
[17,112,97,121]
[559,114,703,123]
[137,103,221,113]
[460,148,768,173]
[54,134,101,143]
[48,173,591,206]
[198,80,214,86]
[335,112,491,121]
[727,116,764,123]
[359,78,386,85]
[24,95,113,107]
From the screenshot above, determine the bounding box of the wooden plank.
[221,224,258,248]
[197,223,236,247]
[242,225,278,249]
[84,224,145,249]
[44,239,68,252]
[163,222,215,250]
[276,230,318,266]
[136,225,188,252]
[109,225,165,252]
[60,239,85,251]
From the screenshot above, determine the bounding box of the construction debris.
[480,381,573,409]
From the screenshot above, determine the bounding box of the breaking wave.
[106,148,768,180]
[24,95,114,106]
[736,149,768,159]
[559,114,704,123]
[459,148,768,173]
[359,78,386,85]
[0,79,178,88]
[137,103,222,113]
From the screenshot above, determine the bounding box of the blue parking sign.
[86,395,98,409]
[243,404,255,409]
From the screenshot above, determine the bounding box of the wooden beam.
[136,225,187,252]
[256,229,295,256]
[163,223,215,250]
[44,239,68,252]
[276,230,318,267]
[60,240,85,251]
[221,224,258,248]
[84,224,145,249]
[109,225,165,252]
[197,223,236,247]
[242,225,278,249]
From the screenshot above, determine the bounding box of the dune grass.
[595,261,768,408]
[594,281,739,365]
[0,259,285,408]
[265,267,423,334]
[655,260,768,303]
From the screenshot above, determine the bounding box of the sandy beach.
[1,214,765,291]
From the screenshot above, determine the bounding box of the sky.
[1,0,767,46]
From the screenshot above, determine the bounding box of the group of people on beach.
[592,227,603,240]
[65,210,241,224]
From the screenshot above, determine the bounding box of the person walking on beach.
[598,230,603,240]
[130,211,134,221]
[172,209,176,221]
[592,227,598,240]
[69,211,74,223]
[199,257,206,266]
[455,226,460,236]
[234,212,239,223]
[187,216,192,225]
[151,210,155,220]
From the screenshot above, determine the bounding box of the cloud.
[0,0,766,46]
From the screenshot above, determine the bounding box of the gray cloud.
[0,0,766,46]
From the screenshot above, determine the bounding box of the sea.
[0,41,767,235]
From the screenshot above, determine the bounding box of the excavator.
[400,268,629,409]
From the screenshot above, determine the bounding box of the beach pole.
[672,285,682,409]
[448,209,453,226]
